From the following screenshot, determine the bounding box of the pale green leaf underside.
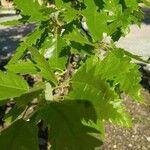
[68,62,131,127]
[98,48,143,102]
[45,82,53,101]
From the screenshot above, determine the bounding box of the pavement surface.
[116,7,150,62]
[0,10,32,60]
[0,23,34,56]
[117,24,150,60]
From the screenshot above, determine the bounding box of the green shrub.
[0,0,150,149]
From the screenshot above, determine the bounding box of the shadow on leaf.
[38,100,103,150]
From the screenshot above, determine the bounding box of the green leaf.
[82,1,107,41]
[39,36,52,56]
[107,20,122,35]
[0,119,39,150]
[13,0,47,21]
[124,0,138,10]
[55,0,63,8]
[103,0,122,35]
[48,35,69,70]
[6,61,38,75]
[4,86,44,123]
[28,46,56,84]
[63,7,79,23]
[63,26,94,54]
[0,72,29,100]
[124,50,150,64]
[99,48,143,102]
[103,0,122,22]
[64,28,93,46]
[70,41,94,55]
[68,60,131,127]
[55,0,79,22]
[38,101,103,150]
[8,27,44,64]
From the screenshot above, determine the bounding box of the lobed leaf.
[38,101,103,150]
[68,59,131,127]
[98,48,143,102]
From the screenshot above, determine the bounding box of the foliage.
[0,0,150,149]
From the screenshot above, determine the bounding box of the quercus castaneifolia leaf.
[0,0,148,149]
[37,101,103,150]
[98,48,143,102]
[68,56,132,127]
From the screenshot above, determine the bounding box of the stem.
[22,105,31,119]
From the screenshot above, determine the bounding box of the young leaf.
[55,0,64,8]
[0,119,39,150]
[0,72,29,100]
[103,0,122,22]
[98,48,143,102]
[68,60,131,127]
